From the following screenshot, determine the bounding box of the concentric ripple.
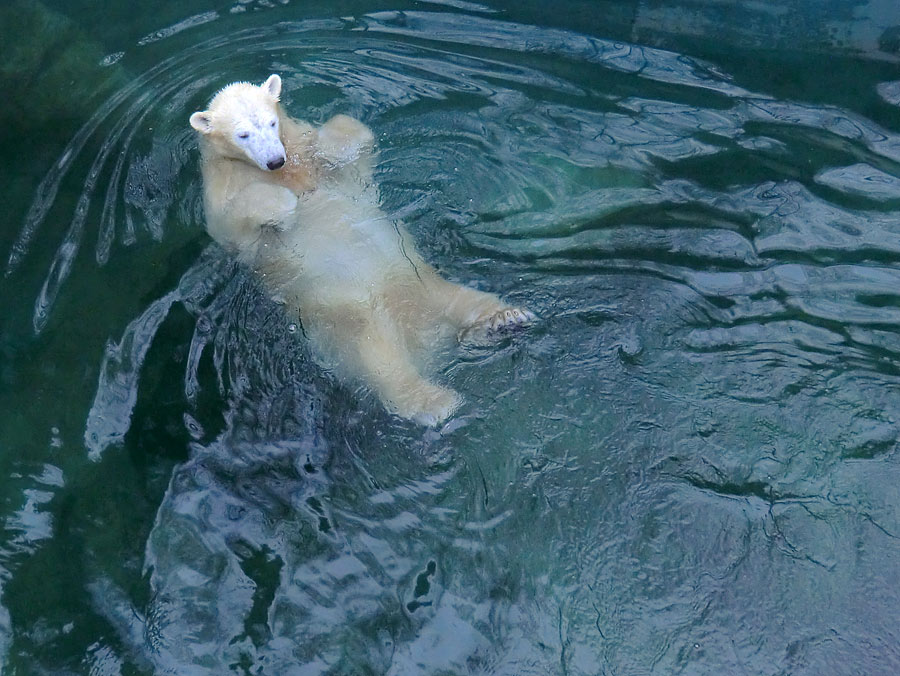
[2,4,900,674]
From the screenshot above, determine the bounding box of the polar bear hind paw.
[484,307,536,332]
[460,307,536,344]
[392,383,461,427]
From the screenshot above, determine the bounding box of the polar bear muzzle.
[234,124,287,172]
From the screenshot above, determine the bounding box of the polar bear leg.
[427,278,536,341]
[356,329,459,425]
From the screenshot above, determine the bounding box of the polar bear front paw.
[237,183,298,231]
[317,115,375,167]
[267,186,299,227]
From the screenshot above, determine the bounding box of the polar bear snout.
[241,138,285,172]
[243,134,286,172]
[231,118,286,172]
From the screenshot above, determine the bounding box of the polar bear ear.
[189,111,213,134]
[262,73,282,100]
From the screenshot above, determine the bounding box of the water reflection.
[2,3,900,674]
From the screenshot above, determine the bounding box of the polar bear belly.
[260,187,418,308]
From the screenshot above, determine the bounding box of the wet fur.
[191,75,534,424]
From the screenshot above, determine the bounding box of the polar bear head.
[190,74,287,171]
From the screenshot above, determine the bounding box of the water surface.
[2,1,900,673]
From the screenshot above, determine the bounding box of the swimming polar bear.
[189,74,534,424]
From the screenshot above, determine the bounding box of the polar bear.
[189,74,534,424]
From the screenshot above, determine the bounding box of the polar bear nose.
[267,157,285,171]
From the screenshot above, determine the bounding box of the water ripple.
[4,5,900,674]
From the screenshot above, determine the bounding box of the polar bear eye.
[237,131,250,140]
[270,120,277,128]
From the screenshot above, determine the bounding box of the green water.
[2,0,900,673]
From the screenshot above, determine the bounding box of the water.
[2,1,900,673]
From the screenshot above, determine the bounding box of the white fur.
[190,75,535,424]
